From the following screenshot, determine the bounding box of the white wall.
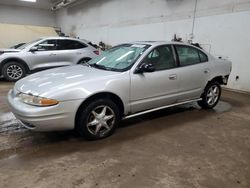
[56,0,250,92]
[0,4,56,27]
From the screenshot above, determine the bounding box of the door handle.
[169,74,177,80]
[204,68,210,74]
[76,52,82,55]
[50,53,56,56]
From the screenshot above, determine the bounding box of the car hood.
[0,48,21,53]
[15,65,121,99]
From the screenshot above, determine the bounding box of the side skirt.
[123,98,202,120]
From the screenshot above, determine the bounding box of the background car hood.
[0,48,21,53]
[15,65,121,98]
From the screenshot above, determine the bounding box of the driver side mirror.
[135,63,155,74]
[30,46,38,52]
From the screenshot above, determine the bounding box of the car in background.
[0,37,99,81]
[7,41,232,140]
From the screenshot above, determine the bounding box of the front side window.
[57,40,87,50]
[88,44,150,72]
[176,45,201,66]
[141,45,176,71]
[35,40,57,51]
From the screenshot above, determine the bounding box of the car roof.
[128,41,208,53]
[130,41,195,47]
[40,36,89,42]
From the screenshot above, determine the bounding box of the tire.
[2,61,26,81]
[78,58,91,65]
[76,98,120,140]
[198,81,221,109]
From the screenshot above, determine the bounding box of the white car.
[0,37,99,81]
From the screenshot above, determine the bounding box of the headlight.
[19,93,58,106]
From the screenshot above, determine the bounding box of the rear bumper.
[7,89,83,131]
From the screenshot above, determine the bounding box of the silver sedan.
[7,41,232,140]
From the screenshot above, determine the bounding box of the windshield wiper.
[92,63,109,70]
[91,63,120,72]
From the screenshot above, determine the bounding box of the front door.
[25,39,58,70]
[130,45,179,113]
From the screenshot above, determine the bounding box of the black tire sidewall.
[2,61,26,81]
[76,99,120,140]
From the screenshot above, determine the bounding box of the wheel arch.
[77,57,92,64]
[0,57,30,74]
[201,76,224,97]
[207,76,225,85]
[75,92,125,127]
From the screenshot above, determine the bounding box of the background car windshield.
[88,44,150,71]
[16,39,41,50]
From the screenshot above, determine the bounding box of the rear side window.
[57,40,87,50]
[176,45,200,66]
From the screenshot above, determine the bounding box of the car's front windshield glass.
[88,43,150,72]
[16,39,41,50]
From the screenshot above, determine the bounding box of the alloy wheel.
[206,85,220,106]
[6,65,23,80]
[86,105,115,136]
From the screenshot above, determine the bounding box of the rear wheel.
[2,61,26,81]
[198,82,221,109]
[76,99,120,140]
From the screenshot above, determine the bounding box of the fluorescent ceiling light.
[19,0,37,2]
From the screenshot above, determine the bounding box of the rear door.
[130,45,180,113]
[174,44,211,101]
[56,39,88,65]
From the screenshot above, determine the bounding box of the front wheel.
[2,61,26,81]
[198,82,221,109]
[76,99,120,140]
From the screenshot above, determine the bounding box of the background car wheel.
[76,99,120,140]
[198,81,221,109]
[78,58,91,65]
[2,61,26,81]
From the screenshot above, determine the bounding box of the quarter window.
[142,45,176,71]
[199,50,208,62]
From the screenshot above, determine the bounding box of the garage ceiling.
[0,0,59,10]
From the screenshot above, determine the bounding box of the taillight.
[93,50,99,55]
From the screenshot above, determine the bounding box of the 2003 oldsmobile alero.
[8,41,232,140]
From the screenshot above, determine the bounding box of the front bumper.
[7,89,83,131]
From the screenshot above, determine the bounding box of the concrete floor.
[0,80,249,188]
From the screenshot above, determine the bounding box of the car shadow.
[0,100,233,160]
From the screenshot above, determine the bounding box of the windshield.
[88,43,150,72]
[16,39,41,50]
